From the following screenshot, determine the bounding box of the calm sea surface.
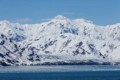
[0,65,120,80]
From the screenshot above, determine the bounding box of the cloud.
[16,18,32,23]
[62,12,74,15]
[40,18,51,22]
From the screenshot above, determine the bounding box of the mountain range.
[0,15,120,66]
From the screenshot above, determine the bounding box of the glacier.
[0,15,120,66]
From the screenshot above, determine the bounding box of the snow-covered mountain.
[0,15,120,66]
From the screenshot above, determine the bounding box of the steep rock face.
[0,15,120,66]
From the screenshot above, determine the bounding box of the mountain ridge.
[0,15,120,66]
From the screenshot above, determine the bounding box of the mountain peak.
[73,19,93,24]
[54,15,68,20]
[0,20,11,25]
[49,15,71,24]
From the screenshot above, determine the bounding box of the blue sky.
[0,0,120,25]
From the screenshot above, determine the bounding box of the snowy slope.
[0,15,120,66]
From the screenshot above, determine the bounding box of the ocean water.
[0,65,120,80]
